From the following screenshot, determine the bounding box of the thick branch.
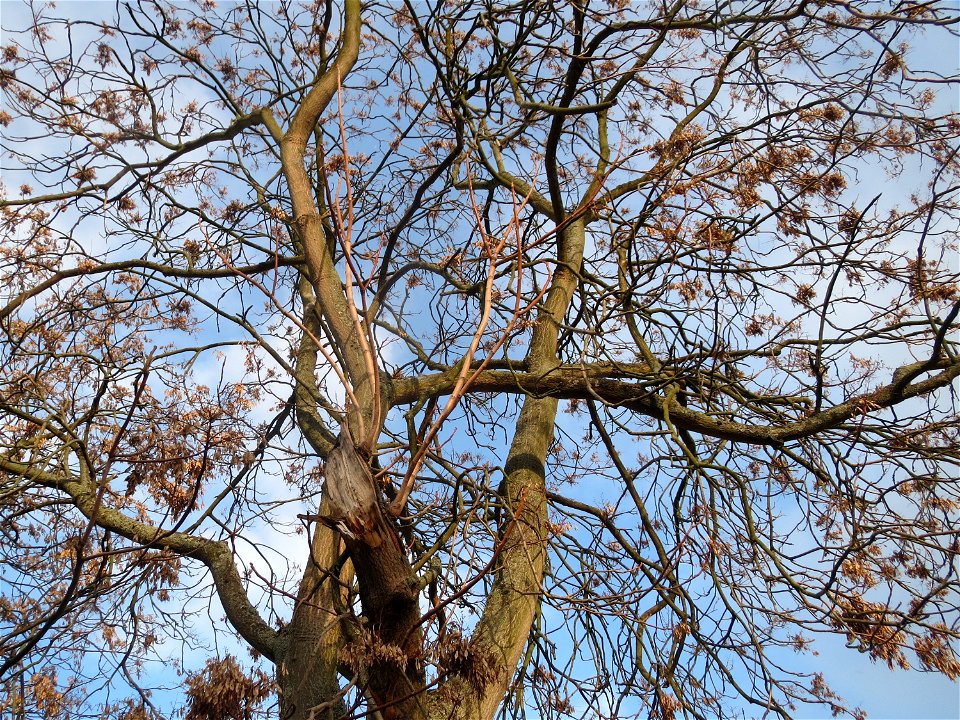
[1,458,279,660]
[275,0,374,432]
[293,277,338,459]
[276,511,350,720]
[317,427,425,719]
[392,357,960,445]
[467,219,587,718]
[280,0,366,382]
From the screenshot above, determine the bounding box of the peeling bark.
[333,439,426,719]
[323,427,385,546]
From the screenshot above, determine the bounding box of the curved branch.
[275,0,374,433]
[0,457,279,661]
[0,256,301,324]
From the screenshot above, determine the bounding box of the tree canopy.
[1,1,959,719]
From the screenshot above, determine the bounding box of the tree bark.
[470,219,587,717]
[276,515,349,720]
[330,435,426,719]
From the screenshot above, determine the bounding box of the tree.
[1,0,959,718]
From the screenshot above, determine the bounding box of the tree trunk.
[276,513,349,720]
[323,429,427,719]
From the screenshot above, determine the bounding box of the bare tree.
[1,1,959,719]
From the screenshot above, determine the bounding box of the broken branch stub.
[322,427,384,548]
